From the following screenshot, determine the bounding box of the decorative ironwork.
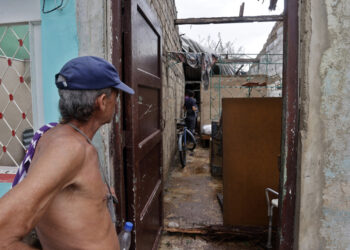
[0,24,33,168]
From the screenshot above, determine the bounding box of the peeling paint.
[299,0,350,248]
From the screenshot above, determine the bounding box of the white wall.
[0,0,40,24]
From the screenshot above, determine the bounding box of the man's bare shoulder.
[39,125,87,155]
[29,125,89,179]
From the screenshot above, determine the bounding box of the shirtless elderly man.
[0,56,134,250]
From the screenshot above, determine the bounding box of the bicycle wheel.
[185,130,197,151]
[178,134,187,168]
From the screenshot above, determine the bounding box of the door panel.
[133,7,160,77]
[137,194,162,248]
[137,144,161,210]
[138,86,160,142]
[123,0,163,249]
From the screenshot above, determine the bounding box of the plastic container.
[118,222,133,250]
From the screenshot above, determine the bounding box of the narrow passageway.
[159,144,264,249]
[163,146,222,228]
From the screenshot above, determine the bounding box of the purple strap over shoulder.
[12,122,58,187]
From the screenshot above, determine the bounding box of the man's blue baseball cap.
[55,56,134,94]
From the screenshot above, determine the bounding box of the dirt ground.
[159,144,265,250]
[159,234,263,250]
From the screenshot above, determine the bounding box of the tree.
[199,32,244,55]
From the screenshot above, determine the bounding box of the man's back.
[0,124,118,250]
[0,56,135,250]
[35,125,118,250]
[184,96,196,117]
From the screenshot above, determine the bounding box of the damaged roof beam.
[175,15,283,25]
[218,58,260,64]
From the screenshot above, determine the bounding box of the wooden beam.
[163,225,267,238]
[185,81,201,84]
[218,58,260,64]
[239,2,245,17]
[175,15,283,25]
[164,227,207,234]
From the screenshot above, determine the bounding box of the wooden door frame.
[113,0,164,249]
[111,0,300,248]
[111,0,127,231]
[278,0,299,248]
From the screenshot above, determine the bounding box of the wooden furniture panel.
[222,98,282,226]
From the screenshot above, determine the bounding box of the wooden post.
[239,2,245,17]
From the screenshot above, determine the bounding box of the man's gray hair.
[58,88,113,123]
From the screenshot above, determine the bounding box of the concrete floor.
[159,145,264,249]
[163,146,223,229]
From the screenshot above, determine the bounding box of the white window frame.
[0,0,43,170]
[0,0,44,131]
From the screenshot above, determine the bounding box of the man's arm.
[191,98,198,112]
[0,136,85,249]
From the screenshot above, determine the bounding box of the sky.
[174,0,284,54]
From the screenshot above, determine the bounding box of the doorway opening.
[161,0,299,249]
[112,0,299,249]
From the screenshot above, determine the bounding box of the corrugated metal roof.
[180,36,240,76]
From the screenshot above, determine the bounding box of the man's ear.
[95,93,108,111]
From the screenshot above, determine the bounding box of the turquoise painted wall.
[0,183,12,197]
[0,1,80,198]
[41,0,79,123]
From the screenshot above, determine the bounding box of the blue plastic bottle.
[118,222,133,250]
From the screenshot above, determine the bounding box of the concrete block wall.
[146,0,185,179]
[298,0,350,249]
[201,75,270,125]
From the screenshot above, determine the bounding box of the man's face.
[104,89,119,123]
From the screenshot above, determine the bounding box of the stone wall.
[298,0,350,249]
[146,0,185,179]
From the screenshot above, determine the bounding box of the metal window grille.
[0,24,33,168]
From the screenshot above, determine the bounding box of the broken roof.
[257,0,278,10]
[180,36,239,76]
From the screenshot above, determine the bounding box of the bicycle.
[176,118,197,168]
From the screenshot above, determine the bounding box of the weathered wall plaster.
[76,0,106,57]
[298,0,350,249]
[75,0,114,187]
